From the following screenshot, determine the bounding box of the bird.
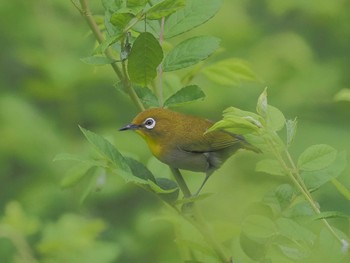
[120,107,259,196]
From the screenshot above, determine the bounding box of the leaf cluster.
[208,89,350,262]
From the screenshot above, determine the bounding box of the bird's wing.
[179,130,242,153]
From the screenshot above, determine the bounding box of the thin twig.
[75,0,144,111]
[266,137,345,245]
[157,17,166,107]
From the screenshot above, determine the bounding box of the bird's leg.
[193,172,211,197]
[169,167,192,198]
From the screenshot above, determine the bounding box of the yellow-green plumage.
[120,108,259,194]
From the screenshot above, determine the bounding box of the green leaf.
[207,115,260,135]
[301,151,347,190]
[256,159,285,176]
[94,33,123,54]
[80,55,114,66]
[79,127,140,183]
[223,106,262,121]
[256,88,268,119]
[263,185,295,216]
[149,178,179,204]
[145,0,186,20]
[201,58,258,86]
[124,157,156,183]
[276,218,316,245]
[283,201,314,218]
[334,88,350,102]
[241,215,277,241]
[274,184,295,209]
[163,36,220,72]
[239,233,267,261]
[267,105,285,132]
[310,211,349,221]
[148,178,178,194]
[164,85,205,107]
[133,85,159,107]
[286,118,297,147]
[331,179,350,201]
[276,241,309,261]
[127,32,163,86]
[110,11,134,29]
[222,107,263,130]
[60,162,96,189]
[298,144,337,171]
[164,0,223,38]
[127,0,149,8]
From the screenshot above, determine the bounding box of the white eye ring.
[144,118,156,129]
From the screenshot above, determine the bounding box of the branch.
[74,0,144,111]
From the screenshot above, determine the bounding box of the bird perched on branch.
[120,108,259,196]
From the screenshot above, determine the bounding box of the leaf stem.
[157,17,166,107]
[189,206,231,263]
[265,136,345,245]
[75,0,144,111]
[169,167,231,262]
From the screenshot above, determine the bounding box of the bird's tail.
[232,134,262,153]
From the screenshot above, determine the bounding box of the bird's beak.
[119,123,140,131]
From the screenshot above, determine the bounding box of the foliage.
[1,0,350,262]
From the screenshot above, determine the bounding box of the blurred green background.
[1,0,349,262]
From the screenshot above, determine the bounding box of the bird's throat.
[136,130,162,158]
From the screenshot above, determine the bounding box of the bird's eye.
[144,118,156,129]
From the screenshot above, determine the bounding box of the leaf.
[94,33,123,54]
[334,88,350,102]
[310,211,349,221]
[60,162,96,189]
[223,106,262,121]
[301,151,347,190]
[274,184,295,209]
[133,85,159,107]
[124,157,156,183]
[79,127,141,183]
[164,0,223,38]
[148,178,178,194]
[164,85,205,106]
[276,218,316,245]
[80,55,114,66]
[267,105,285,132]
[145,0,186,20]
[256,159,285,176]
[201,58,258,86]
[256,88,268,119]
[149,178,179,204]
[163,36,220,72]
[241,215,277,241]
[127,32,163,86]
[276,242,309,261]
[298,144,337,171]
[222,107,263,129]
[286,118,297,147]
[331,179,350,201]
[207,115,260,135]
[283,201,314,218]
[110,11,134,29]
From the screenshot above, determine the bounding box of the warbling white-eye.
[120,108,259,195]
